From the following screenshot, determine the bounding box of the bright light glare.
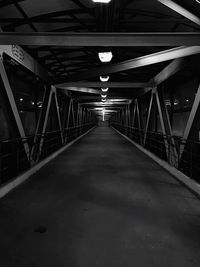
[101,88,109,92]
[93,0,111,3]
[100,76,109,82]
[101,94,107,98]
[196,0,200,4]
[102,98,106,102]
[102,110,105,121]
[98,52,113,62]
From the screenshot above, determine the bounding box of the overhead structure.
[0,0,200,161]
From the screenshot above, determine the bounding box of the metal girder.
[65,99,72,130]
[155,88,173,160]
[179,82,200,161]
[55,82,148,88]
[156,88,178,166]
[132,100,137,127]
[151,58,185,86]
[58,87,102,95]
[135,100,143,144]
[30,85,54,162]
[0,45,49,81]
[65,46,200,82]
[137,58,186,98]
[0,59,30,160]
[143,91,155,145]
[0,32,200,46]
[53,86,64,144]
[3,9,92,30]
[158,0,200,26]
[81,101,130,106]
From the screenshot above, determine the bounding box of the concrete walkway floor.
[1,126,200,267]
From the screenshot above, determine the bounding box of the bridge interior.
[1,127,200,267]
[1,0,200,266]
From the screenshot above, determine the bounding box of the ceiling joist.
[64,46,200,82]
[0,32,200,46]
[55,82,148,88]
[158,0,200,26]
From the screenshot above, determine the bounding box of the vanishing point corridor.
[1,126,200,267]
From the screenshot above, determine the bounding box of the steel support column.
[179,82,200,161]
[0,58,30,160]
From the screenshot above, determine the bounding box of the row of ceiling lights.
[99,52,112,121]
[98,53,113,105]
[93,0,112,121]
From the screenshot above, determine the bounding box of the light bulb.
[101,88,109,92]
[100,76,109,82]
[98,52,113,62]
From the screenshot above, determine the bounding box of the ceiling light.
[195,0,200,4]
[100,76,110,82]
[102,108,105,121]
[101,94,107,98]
[98,52,113,62]
[101,88,109,92]
[93,0,111,3]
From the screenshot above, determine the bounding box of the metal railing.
[0,123,95,186]
[111,122,200,183]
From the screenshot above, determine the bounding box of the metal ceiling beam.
[151,57,186,85]
[82,101,130,105]
[0,32,200,46]
[3,8,92,30]
[158,0,200,26]
[59,87,102,95]
[137,58,187,97]
[65,46,200,81]
[55,82,148,88]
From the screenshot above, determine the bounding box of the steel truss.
[110,57,200,177]
[0,52,96,184]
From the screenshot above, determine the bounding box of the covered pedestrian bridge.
[1,0,200,266]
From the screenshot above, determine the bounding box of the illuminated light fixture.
[19,98,23,102]
[37,101,43,108]
[101,88,109,92]
[196,0,200,3]
[93,0,111,3]
[101,94,107,98]
[100,76,110,82]
[31,101,35,105]
[98,51,113,62]
[102,108,105,121]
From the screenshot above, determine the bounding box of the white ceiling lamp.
[93,0,111,3]
[100,76,110,82]
[98,52,113,63]
[101,88,109,92]
[101,94,107,98]
[102,108,105,121]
